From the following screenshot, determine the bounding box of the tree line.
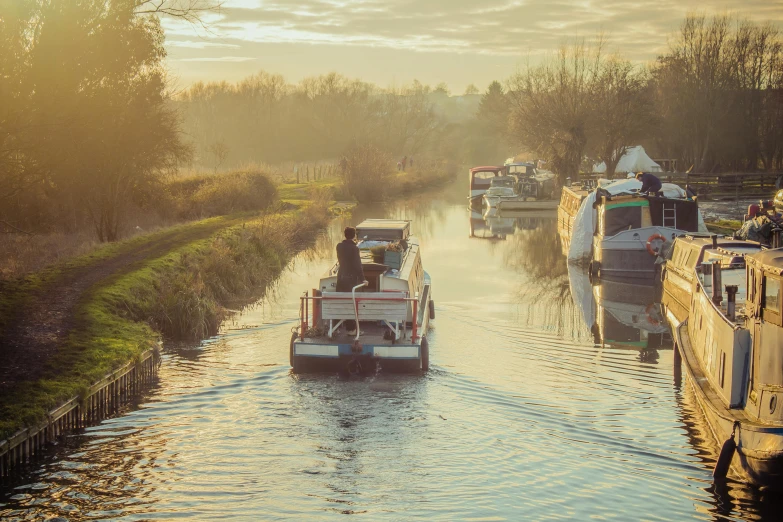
[0,0,212,241]
[504,14,783,184]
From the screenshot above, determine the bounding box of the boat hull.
[670,315,783,488]
[484,194,557,211]
[593,227,683,282]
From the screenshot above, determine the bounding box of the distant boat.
[481,173,558,211]
[468,165,507,206]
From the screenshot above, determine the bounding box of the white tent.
[593,146,662,174]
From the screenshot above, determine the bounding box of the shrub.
[339,142,393,202]
[140,170,277,221]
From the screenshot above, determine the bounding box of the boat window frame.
[762,273,782,326]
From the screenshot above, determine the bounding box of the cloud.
[167,0,783,60]
[163,0,783,88]
[177,56,259,62]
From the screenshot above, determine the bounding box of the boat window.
[763,276,781,314]
[601,203,644,236]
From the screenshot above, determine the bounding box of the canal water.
[2,179,781,520]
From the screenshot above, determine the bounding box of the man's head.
[344,226,356,241]
[635,172,644,180]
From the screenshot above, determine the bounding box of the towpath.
[0,216,239,396]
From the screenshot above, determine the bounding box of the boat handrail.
[299,289,421,342]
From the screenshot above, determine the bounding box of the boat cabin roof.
[747,247,783,275]
[595,193,700,233]
[356,219,410,241]
[470,166,506,174]
[671,235,763,269]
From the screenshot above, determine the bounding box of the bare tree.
[507,41,603,184]
[134,0,223,26]
[208,141,230,173]
[592,57,655,177]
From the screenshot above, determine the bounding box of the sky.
[163,0,783,93]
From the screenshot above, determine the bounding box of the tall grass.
[144,170,277,221]
[118,204,330,340]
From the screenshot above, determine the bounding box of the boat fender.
[713,421,740,480]
[646,233,667,256]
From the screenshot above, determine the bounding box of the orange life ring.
[646,233,666,256]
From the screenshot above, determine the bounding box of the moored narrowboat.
[589,193,701,282]
[558,184,590,254]
[291,219,434,374]
[664,245,783,487]
[662,235,763,324]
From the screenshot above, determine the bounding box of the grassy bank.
[0,204,330,440]
[705,219,742,235]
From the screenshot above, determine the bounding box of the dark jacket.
[336,239,364,291]
[638,173,662,194]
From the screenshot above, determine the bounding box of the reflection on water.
[3,180,782,520]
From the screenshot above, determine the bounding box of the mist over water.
[2,180,781,520]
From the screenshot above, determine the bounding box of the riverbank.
[0,203,330,441]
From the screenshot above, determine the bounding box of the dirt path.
[0,218,237,395]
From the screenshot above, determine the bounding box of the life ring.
[646,233,666,256]
[646,303,660,326]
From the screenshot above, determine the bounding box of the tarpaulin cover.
[593,145,662,174]
[567,179,706,261]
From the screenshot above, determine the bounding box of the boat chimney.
[712,263,723,305]
[711,235,718,249]
[726,285,739,321]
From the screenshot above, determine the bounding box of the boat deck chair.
[321,287,409,341]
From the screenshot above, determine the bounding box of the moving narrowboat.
[664,243,783,487]
[291,219,434,373]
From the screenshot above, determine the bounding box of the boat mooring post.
[726,285,739,321]
[712,263,723,305]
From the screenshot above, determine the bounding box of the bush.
[140,170,277,221]
[339,142,393,202]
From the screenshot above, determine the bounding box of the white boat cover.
[568,263,595,329]
[566,179,707,262]
[593,146,662,174]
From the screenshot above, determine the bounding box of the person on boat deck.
[336,226,366,335]
[636,172,663,195]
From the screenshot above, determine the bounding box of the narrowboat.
[662,235,762,324]
[588,192,701,282]
[468,165,507,206]
[665,246,783,487]
[558,184,590,254]
[291,219,434,373]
